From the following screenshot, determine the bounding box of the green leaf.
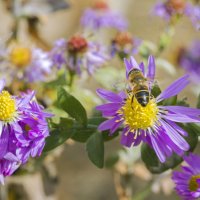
[151,84,161,98]
[86,132,104,168]
[87,117,119,141]
[57,87,87,126]
[141,144,182,174]
[163,95,177,106]
[71,117,119,143]
[71,124,96,143]
[177,98,189,107]
[44,118,73,152]
[71,117,102,143]
[183,124,199,145]
[141,124,198,174]
[45,73,67,88]
[105,154,119,168]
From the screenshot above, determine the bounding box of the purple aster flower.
[0,80,52,184]
[80,0,128,31]
[96,56,200,163]
[178,40,200,84]
[50,35,108,75]
[153,0,200,29]
[5,45,53,83]
[172,153,200,200]
[153,0,187,20]
[110,31,141,58]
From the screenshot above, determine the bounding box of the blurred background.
[0,0,199,200]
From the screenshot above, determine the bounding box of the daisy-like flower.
[178,40,200,84]
[0,80,52,183]
[172,153,200,200]
[153,0,200,29]
[111,32,141,58]
[96,56,200,163]
[50,35,108,75]
[80,0,128,31]
[0,45,53,83]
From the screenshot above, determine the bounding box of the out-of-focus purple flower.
[153,0,200,29]
[6,45,53,83]
[0,80,52,184]
[25,49,52,82]
[178,40,200,84]
[172,153,200,200]
[96,56,200,163]
[153,0,187,20]
[185,4,200,30]
[50,35,108,75]
[110,32,141,58]
[81,1,128,31]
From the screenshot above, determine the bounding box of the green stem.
[68,71,75,88]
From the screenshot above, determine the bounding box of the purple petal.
[110,120,123,135]
[120,129,134,147]
[124,58,133,78]
[139,62,145,75]
[4,153,19,162]
[124,56,139,78]
[0,129,8,159]
[0,79,5,93]
[156,75,190,103]
[96,88,122,102]
[161,130,185,156]
[160,120,189,151]
[161,113,200,123]
[164,120,188,136]
[130,57,140,69]
[149,134,166,163]
[98,117,119,131]
[156,133,173,157]
[18,91,35,107]
[160,106,200,116]
[96,103,121,113]
[147,55,155,80]
[0,122,3,137]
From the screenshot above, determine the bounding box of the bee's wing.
[112,78,128,92]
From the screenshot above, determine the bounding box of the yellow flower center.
[10,47,31,67]
[120,97,158,130]
[0,91,16,121]
[189,175,200,192]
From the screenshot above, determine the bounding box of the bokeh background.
[0,0,199,200]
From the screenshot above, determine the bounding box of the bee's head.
[128,68,141,83]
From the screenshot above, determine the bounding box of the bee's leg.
[131,94,134,109]
[126,89,132,97]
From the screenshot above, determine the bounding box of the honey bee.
[127,68,150,107]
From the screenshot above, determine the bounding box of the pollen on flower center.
[189,175,200,192]
[166,0,186,12]
[10,47,31,67]
[113,32,133,47]
[0,91,16,121]
[93,1,109,10]
[67,36,88,54]
[120,97,158,130]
